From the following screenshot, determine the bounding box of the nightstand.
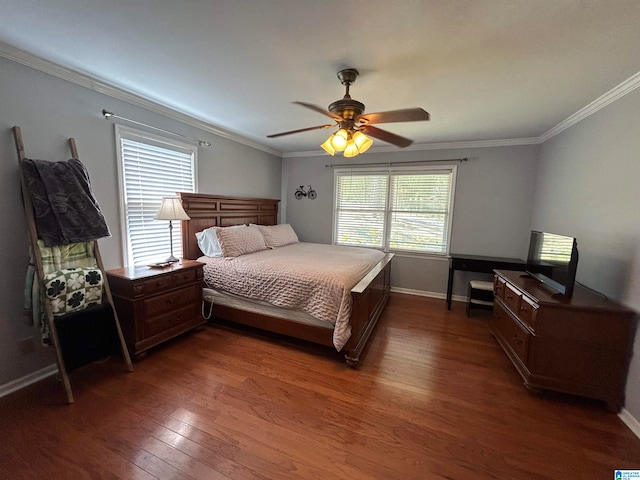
[106,260,205,358]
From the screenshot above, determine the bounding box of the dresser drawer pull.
[512,334,523,345]
[506,294,513,300]
[169,316,180,324]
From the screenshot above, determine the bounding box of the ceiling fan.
[267,68,430,157]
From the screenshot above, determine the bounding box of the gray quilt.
[21,158,110,246]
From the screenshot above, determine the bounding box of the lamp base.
[164,255,179,263]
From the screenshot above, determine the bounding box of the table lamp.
[154,197,190,263]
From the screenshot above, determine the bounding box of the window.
[116,125,197,266]
[333,166,456,254]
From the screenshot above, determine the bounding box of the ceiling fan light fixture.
[320,137,336,155]
[343,139,360,158]
[330,128,349,151]
[352,131,373,153]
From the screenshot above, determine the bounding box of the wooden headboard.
[178,192,280,260]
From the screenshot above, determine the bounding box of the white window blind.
[116,126,196,266]
[334,167,455,254]
[335,173,388,248]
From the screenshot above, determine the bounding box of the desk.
[446,253,525,310]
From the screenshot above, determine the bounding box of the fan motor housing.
[329,98,365,120]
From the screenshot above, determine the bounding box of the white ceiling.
[1,0,639,155]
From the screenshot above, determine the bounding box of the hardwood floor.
[2,293,639,479]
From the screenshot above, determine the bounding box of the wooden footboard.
[343,253,393,366]
[208,253,393,366]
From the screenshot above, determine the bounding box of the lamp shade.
[320,137,336,155]
[330,129,349,151]
[353,131,373,153]
[154,197,191,221]
[343,139,359,158]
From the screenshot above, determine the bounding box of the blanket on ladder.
[21,158,110,246]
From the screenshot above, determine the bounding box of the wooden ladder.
[13,126,133,404]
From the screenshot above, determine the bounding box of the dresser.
[107,260,205,357]
[491,269,636,412]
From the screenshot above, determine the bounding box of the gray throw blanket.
[21,158,111,246]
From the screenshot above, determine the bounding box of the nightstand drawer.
[141,274,176,295]
[144,304,200,337]
[144,285,200,318]
[173,268,197,284]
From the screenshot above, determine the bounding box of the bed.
[177,192,393,366]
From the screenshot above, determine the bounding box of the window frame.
[332,165,457,256]
[115,125,198,267]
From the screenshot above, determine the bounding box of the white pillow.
[255,224,299,248]
[195,227,222,257]
[215,225,267,257]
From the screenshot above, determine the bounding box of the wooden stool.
[466,280,494,316]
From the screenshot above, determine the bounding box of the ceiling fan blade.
[357,108,430,125]
[266,124,334,138]
[360,125,414,148]
[293,101,344,122]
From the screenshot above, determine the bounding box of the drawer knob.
[512,334,523,345]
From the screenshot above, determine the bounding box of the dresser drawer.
[518,295,538,330]
[494,304,530,364]
[494,276,506,299]
[503,283,522,313]
[144,304,200,338]
[144,284,200,318]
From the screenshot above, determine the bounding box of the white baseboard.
[0,364,58,399]
[619,408,640,440]
[390,286,466,304]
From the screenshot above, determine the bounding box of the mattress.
[198,242,385,350]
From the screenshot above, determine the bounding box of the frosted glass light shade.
[330,129,348,151]
[353,131,373,153]
[320,137,336,155]
[154,197,191,220]
[343,139,359,158]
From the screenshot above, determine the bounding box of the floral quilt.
[43,267,103,316]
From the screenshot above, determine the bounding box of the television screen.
[526,231,578,296]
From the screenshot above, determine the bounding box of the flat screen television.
[526,231,578,297]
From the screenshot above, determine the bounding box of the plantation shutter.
[118,129,196,266]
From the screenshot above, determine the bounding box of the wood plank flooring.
[2,293,639,479]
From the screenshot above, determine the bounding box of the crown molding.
[0,41,282,157]
[282,136,541,158]
[3,41,638,158]
[539,71,640,143]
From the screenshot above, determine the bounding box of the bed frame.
[177,192,393,366]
